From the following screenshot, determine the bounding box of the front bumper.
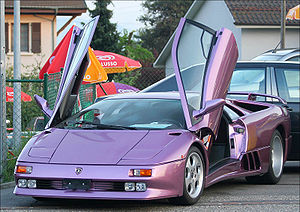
[14,160,185,200]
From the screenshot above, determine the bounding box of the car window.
[286,56,300,62]
[275,68,300,102]
[176,21,214,112]
[228,68,266,101]
[224,105,240,121]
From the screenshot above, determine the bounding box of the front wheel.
[246,130,284,184]
[169,146,205,205]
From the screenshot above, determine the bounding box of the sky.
[57,0,145,43]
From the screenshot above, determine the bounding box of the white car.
[252,48,300,62]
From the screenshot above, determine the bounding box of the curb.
[0,181,15,189]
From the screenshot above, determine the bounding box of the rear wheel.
[169,146,205,205]
[246,130,284,184]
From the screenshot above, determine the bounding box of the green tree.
[89,0,120,52]
[118,30,154,63]
[113,30,154,87]
[138,0,193,55]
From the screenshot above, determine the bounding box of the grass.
[2,137,30,183]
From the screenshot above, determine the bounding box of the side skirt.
[205,147,270,188]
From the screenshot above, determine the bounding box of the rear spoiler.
[227,92,287,105]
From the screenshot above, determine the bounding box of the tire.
[33,197,53,201]
[246,130,284,184]
[169,146,205,205]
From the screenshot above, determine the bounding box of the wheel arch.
[190,140,209,176]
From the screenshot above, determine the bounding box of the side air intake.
[241,151,261,171]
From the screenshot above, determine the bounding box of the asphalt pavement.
[1,162,299,211]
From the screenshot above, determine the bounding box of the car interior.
[209,111,231,166]
[208,105,243,171]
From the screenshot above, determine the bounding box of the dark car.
[228,61,299,160]
[252,48,300,62]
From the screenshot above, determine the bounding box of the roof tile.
[225,0,299,25]
[5,0,87,10]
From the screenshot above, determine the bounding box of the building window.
[5,23,8,53]
[21,23,29,52]
[5,22,41,53]
[31,23,41,53]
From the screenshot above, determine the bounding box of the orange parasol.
[39,26,108,83]
[286,5,300,20]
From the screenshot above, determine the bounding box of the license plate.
[62,179,91,190]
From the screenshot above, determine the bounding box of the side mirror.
[34,95,53,118]
[193,99,225,119]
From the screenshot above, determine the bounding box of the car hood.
[26,129,148,165]
[49,130,150,165]
[22,129,182,165]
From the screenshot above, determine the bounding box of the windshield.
[57,98,186,130]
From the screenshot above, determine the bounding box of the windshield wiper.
[95,124,137,130]
[69,120,137,130]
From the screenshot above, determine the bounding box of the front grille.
[37,180,63,190]
[91,181,124,191]
[36,179,124,191]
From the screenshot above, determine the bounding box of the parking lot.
[1,162,299,211]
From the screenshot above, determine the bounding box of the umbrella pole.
[98,83,107,95]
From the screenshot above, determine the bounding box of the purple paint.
[16,17,291,203]
[114,82,140,94]
[34,95,53,118]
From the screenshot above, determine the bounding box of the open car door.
[46,16,99,128]
[172,18,238,134]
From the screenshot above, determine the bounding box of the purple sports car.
[14,17,291,205]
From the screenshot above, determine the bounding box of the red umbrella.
[6,86,32,102]
[39,26,107,83]
[93,50,142,74]
[39,26,75,79]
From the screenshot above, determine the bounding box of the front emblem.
[75,167,83,175]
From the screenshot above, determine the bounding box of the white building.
[4,0,87,74]
[154,0,300,76]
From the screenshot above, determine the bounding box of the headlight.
[17,179,27,188]
[135,183,147,192]
[124,182,135,191]
[124,182,147,192]
[27,180,37,188]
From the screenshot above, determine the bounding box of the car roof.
[252,48,300,61]
[263,48,299,55]
[236,60,300,65]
